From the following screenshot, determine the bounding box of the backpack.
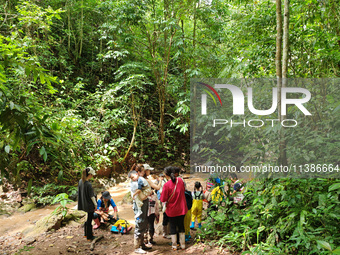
[185,190,193,210]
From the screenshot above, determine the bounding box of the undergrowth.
[199,178,340,254]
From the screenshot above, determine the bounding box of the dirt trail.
[0,173,233,255]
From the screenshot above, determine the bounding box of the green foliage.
[15,245,34,254]
[30,184,77,206]
[52,193,73,218]
[199,178,340,254]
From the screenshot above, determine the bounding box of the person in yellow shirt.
[208,177,224,215]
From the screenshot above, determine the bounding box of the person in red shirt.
[160,166,188,250]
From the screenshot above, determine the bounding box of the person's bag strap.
[167,178,178,203]
[195,191,202,200]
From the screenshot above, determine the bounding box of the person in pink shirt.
[160,166,188,250]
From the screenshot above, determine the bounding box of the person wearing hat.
[93,191,118,229]
[78,167,97,241]
[129,166,152,254]
[143,164,162,190]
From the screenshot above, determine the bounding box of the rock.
[121,192,133,205]
[23,237,36,245]
[23,213,63,237]
[22,197,35,204]
[18,203,36,213]
[0,201,18,215]
[65,220,81,227]
[63,210,86,222]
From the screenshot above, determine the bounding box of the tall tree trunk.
[193,0,197,48]
[279,0,289,166]
[276,0,282,81]
[123,93,138,163]
[276,0,283,165]
[282,0,289,78]
[159,88,165,145]
[158,0,169,145]
[79,0,84,58]
[191,0,199,144]
[67,1,71,52]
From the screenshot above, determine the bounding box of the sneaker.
[149,240,156,245]
[163,234,171,239]
[134,248,147,254]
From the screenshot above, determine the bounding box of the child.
[147,190,159,244]
[209,177,224,214]
[93,191,118,229]
[203,181,213,205]
[130,169,152,219]
[233,182,246,208]
[191,181,204,229]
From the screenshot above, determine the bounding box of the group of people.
[128,164,211,254]
[77,165,245,254]
[128,164,188,253]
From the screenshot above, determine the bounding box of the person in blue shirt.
[93,191,118,229]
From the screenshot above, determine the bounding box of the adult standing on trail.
[142,163,161,244]
[158,173,171,238]
[129,165,152,254]
[78,167,97,241]
[160,166,188,250]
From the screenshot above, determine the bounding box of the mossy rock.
[63,210,87,222]
[24,213,63,237]
[0,201,17,215]
[65,220,81,227]
[18,203,36,213]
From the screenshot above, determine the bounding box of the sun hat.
[143,164,154,170]
[102,191,111,200]
[87,167,96,176]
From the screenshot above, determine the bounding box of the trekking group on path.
[77,165,246,254]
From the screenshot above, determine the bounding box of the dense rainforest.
[0,0,339,254]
